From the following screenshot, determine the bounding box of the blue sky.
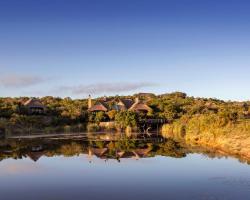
[0,0,250,100]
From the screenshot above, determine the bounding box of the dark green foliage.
[115,111,138,129]
[0,92,249,134]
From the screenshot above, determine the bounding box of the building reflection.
[0,133,249,165]
[0,134,186,163]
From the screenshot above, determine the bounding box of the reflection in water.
[0,133,250,200]
[0,134,186,162]
[0,133,249,164]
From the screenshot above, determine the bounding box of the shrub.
[115,111,138,129]
[87,123,100,132]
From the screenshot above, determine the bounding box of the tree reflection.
[0,135,249,164]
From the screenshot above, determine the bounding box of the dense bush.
[162,113,250,142]
[115,111,138,130]
[0,92,249,134]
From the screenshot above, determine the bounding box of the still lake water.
[0,134,250,200]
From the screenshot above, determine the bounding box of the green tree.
[115,111,138,129]
[95,112,107,123]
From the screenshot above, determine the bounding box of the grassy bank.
[162,114,250,160]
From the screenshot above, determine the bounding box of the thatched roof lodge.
[88,102,109,112]
[88,96,152,113]
[129,98,152,113]
[23,98,46,114]
[114,99,134,111]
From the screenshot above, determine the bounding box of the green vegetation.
[1,92,250,145]
[0,97,88,134]
[115,111,138,130]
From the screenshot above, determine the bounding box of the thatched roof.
[88,97,151,113]
[110,99,134,111]
[89,98,134,112]
[119,99,134,109]
[129,101,152,112]
[88,102,108,112]
[23,98,45,108]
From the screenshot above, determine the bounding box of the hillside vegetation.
[0,92,250,138]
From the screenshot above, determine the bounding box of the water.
[0,134,250,200]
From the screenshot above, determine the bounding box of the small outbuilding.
[23,98,46,115]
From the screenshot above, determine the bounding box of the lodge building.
[88,95,152,113]
[23,98,46,115]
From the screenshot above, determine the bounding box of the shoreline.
[166,135,250,163]
[1,132,250,166]
[4,130,250,162]
[5,131,162,141]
